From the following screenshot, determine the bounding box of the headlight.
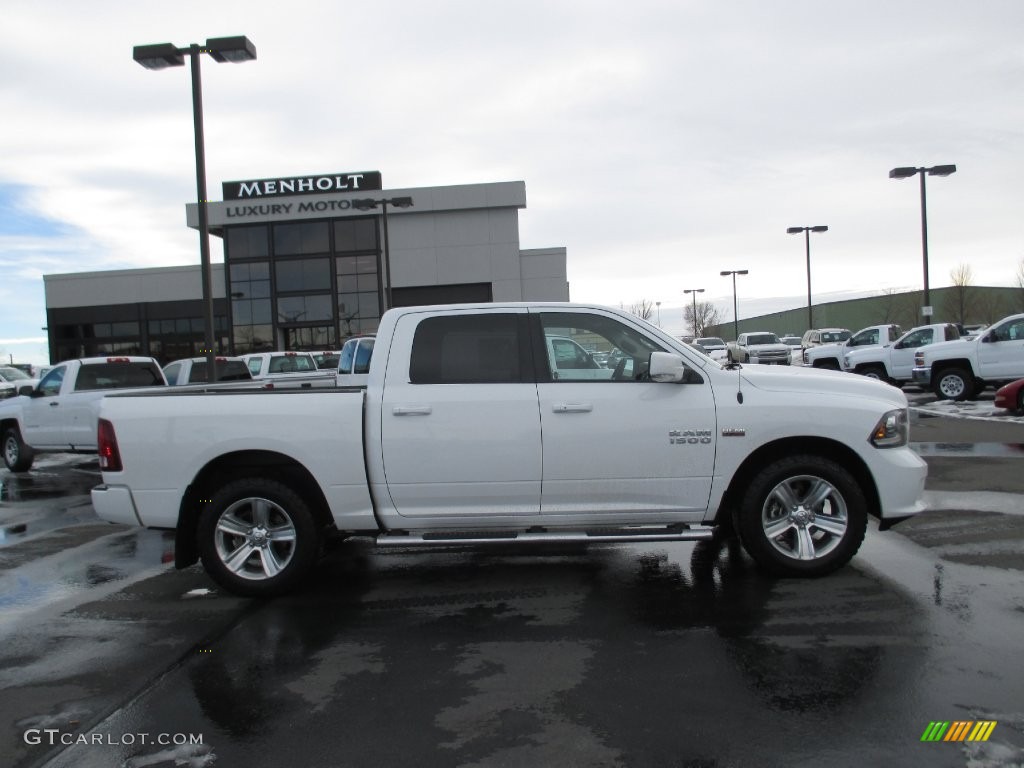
[870,408,908,448]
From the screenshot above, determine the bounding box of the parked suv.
[800,328,851,363]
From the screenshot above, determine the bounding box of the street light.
[719,270,748,341]
[352,196,414,312]
[683,288,704,337]
[656,301,662,326]
[133,36,257,380]
[889,164,957,317]
[786,225,828,330]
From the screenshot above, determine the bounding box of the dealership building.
[43,173,569,363]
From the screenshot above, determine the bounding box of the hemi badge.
[721,428,746,437]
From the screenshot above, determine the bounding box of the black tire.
[1017,388,1024,416]
[2,426,35,472]
[733,455,867,577]
[198,477,321,597]
[932,367,974,401]
[858,364,888,382]
[814,359,841,371]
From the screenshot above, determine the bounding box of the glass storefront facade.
[226,217,381,355]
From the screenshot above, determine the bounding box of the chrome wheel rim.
[3,436,18,466]
[214,497,298,581]
[761,474,848,561]
[938,374,965,398]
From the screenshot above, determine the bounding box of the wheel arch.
[930,357,973,376]
[175,450,334,569]
[714,436,881,526]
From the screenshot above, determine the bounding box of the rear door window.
[410,314,528,384]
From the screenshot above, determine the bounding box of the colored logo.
[921,721,997,742]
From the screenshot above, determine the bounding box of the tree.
[943,263,974,324]
[685,301,720,337]
[877,288,918,329]
[628,300,655,321]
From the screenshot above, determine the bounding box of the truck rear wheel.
[733,455,867,577]
[2,427,34,473]
[933,367,974,401]
[198,477,321,597]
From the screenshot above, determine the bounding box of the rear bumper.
[91,484,143,527]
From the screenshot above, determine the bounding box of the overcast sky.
[2,0,1023,364]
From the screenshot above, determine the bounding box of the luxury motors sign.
[222,171,382,200]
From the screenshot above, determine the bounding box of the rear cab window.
[409,314,529,384]
[75,361,165,390]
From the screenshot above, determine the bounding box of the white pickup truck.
[242,351,337,388]
[911,312,1024,400]
[842,323,961,385]
[1,356,166,472]
[91,303,926,596]
[726,332,791,365]
[803,324,902,370]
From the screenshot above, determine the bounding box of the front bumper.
[911,366,932,386]
[870,445,928,522]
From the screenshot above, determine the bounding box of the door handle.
[49,402,60,407]
[393,405,432,416]
[552,403,593,413]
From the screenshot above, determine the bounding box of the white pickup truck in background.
[91,303,926,597]
[726,332,791,365]
[1,356,166,472]
[842,323,961,385]
[912,312,1024,400]
[803,324,902,370]
[242,351,337,388]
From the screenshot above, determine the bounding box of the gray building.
[44,176,569,363]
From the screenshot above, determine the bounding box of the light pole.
[720,270,748,341]
[656,301,662,326]
[786,225,828,330]
[352,196,414,312]
[133,37,257,380]
[889,164,957,317]
[683,288,704,337]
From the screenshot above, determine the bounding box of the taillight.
[97,418,123,471]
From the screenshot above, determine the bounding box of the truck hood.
[919,338,974,359]
[738,363,906,407]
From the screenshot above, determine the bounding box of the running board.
[376,525,716,548]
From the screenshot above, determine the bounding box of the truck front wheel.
[198,478,321,597]
[734,455,867,577]
[858,364,888,382]
[2,427,34,472]
[933,367,975,401]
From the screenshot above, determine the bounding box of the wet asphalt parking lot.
[1,391,1023,768]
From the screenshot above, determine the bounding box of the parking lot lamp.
[719,270,748,341]
[352,197,415,312]
[133,36,257,380]
[683,288,704,337]
[786,225,828,330]
[889,164,957,317]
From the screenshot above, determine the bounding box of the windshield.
[696,338,725,347]
[821,331,851,343]
[746,334,779,345]
[0,366,31,381]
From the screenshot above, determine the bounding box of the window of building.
[274,222,330,255]
[227,225,269,258]
[275,258,331,293]
[334,218,378,253]
[277,294,334,324]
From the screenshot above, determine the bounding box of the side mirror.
[18,385,37,397]
[649,352,687,383]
